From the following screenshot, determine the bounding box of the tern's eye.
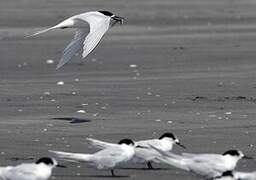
[99,11,114,17]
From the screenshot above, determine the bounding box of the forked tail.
[26,26,58,37]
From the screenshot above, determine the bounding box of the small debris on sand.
[129,64,137,68]
[46,59,54,64]
[57,81,64,85]
[77,110,86,113]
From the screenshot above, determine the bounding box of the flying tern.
[29,10,124,69]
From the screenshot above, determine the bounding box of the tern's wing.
[4,164,39,180]
[234,171,256,180]
[149,145,183,160]
[187,155,229,178]
[95,146,125,158]
[182,152,198,158]
[187,161,223,179]
[86,138,117,150]
[57,15,110,69]
[49,150,92,163]
[0,166,13,178]
[190,154,225,164]
[57,27,89,69]
[92,146,133,168]
[136,139,161,147]
[76,15,111,59]
[148,145,190,171]
[134,140,163,162]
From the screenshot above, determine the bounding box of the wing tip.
[56,61,65,69]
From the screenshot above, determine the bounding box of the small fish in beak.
[112,15,125,25]
[243,155,254,160]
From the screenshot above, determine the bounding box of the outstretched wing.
[57,27,89,69]
[81,17,111,58]
[57,14,111,69]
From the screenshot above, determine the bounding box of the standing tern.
[86,132,186,169]
[150,146,252,179]
[215,170,256,180]
[29,10,124,69]
[0,157,65,180]
[50,138,135,176]
[133,132,186,169]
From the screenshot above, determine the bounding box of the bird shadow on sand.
[84,175,130,178]
[57,175,130,178]
[51,117,91,124]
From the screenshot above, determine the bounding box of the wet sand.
[1,0,256,179]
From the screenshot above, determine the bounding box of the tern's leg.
[111,169,115,176]
[147,162,154,169]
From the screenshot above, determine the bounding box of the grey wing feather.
[82,19,110,58]
[4,164,38,180]
[57,28,88,69]
[49,150,92,162]
[149,145,183,160]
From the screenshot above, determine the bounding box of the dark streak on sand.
[188,96,256,102]
[52,117,91,124]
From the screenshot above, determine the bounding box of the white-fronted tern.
[151,146,252,179]
[29,10,124,69]
[215,170,256,180]
[50,138,135,176]
[0,157,65,180]
[86,132,186,169]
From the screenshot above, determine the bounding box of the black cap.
[99,11,114,17]
[36,157,54,165]
[118,138,134,146]
[222,150,240,156]
[222,171,233,177]
[159,132,176,140]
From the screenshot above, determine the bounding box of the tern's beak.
[112,15,125,25]
[56,164,67,168]
[176,142,186,149]
[243,155,254,160]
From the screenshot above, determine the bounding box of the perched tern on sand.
[215,170,256,180]
[133,132,186,169]
[86,132,186,169]
[50,139,135,176]
[150,147,252,179]
[0,157,65,180]
[29,11,124,69]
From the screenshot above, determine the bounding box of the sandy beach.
[0,0,256,179]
